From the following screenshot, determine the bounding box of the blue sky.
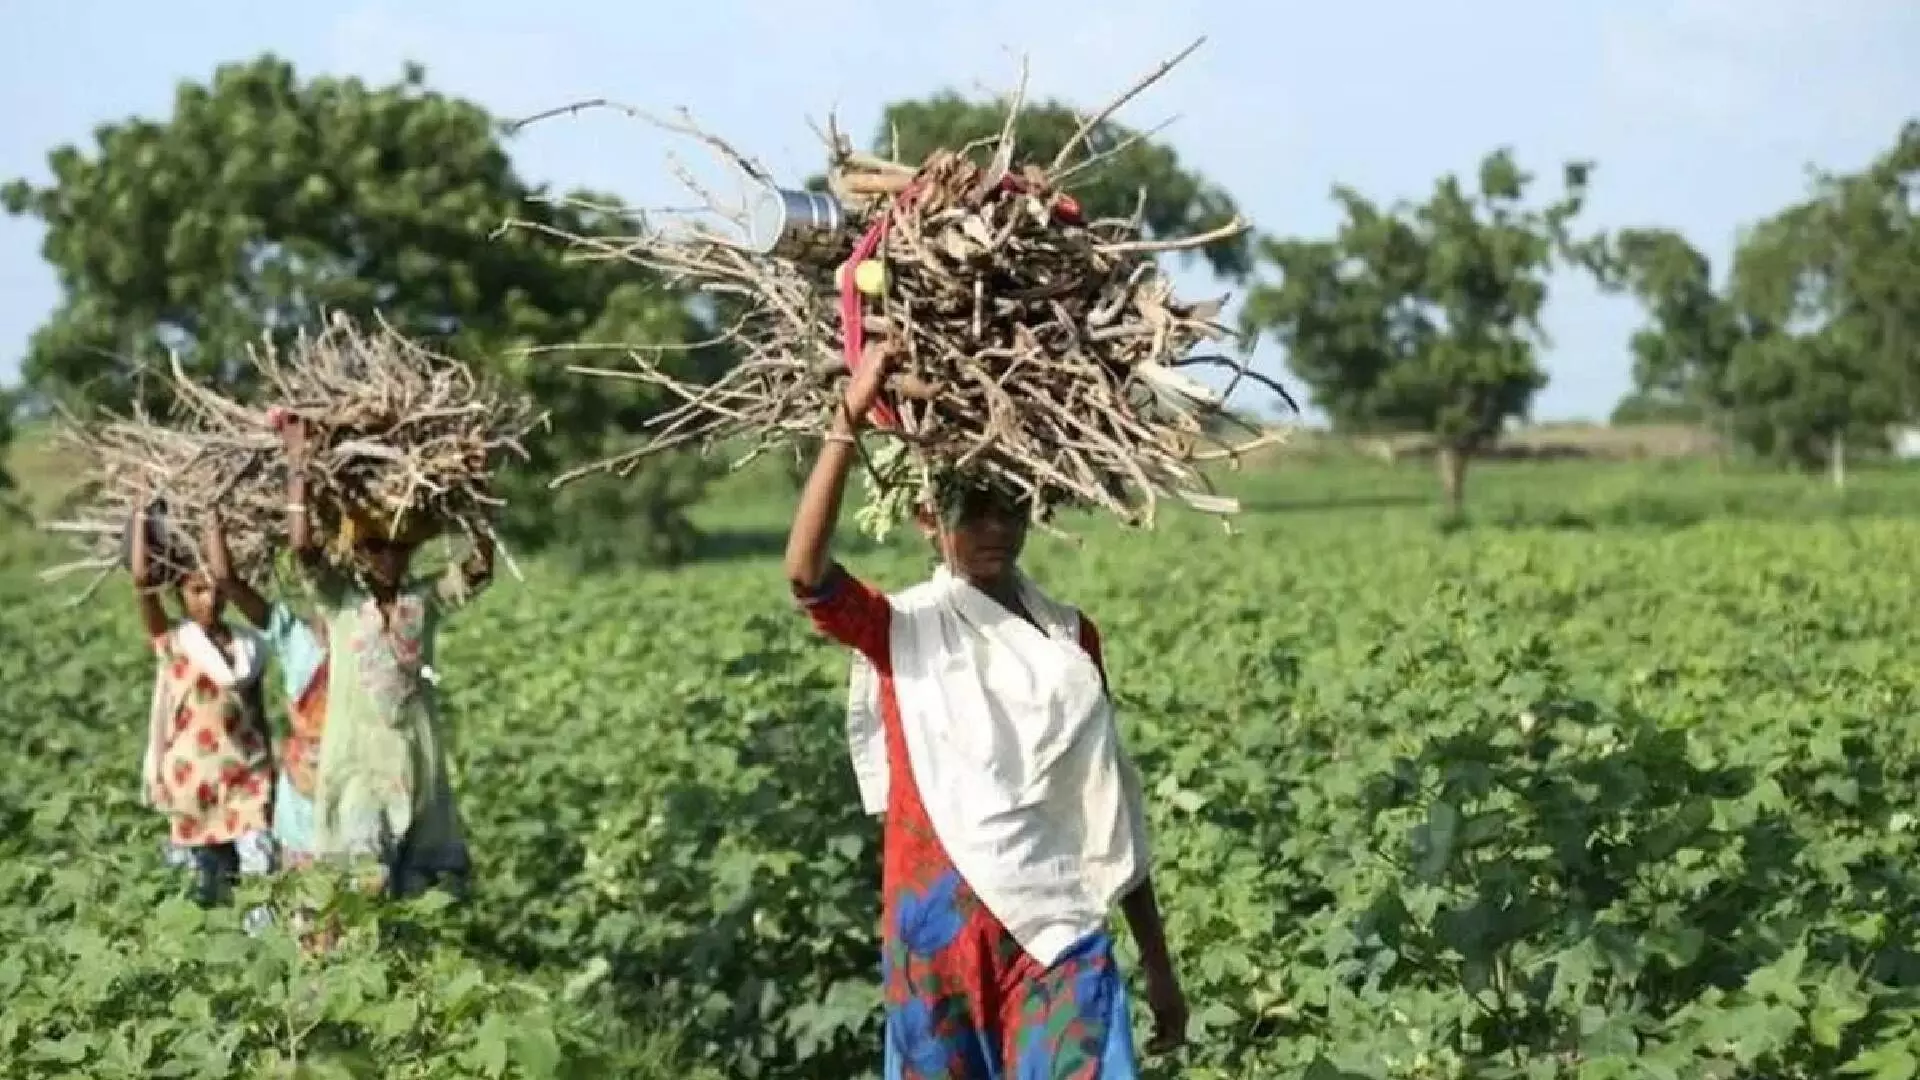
[2,1,1915,421]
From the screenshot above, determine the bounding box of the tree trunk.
[1437,444,1469,516]
[1829,431,1847,490]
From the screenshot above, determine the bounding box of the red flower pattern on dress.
[153,637,273,849]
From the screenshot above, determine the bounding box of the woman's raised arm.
[784,339,896,593]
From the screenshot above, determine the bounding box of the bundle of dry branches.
[507,38,1294,536]
[41,405,273,590]
[42,312,542,592]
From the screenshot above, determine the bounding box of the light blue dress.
[261,603,329,866]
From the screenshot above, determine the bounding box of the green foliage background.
[6,459,1920,1078]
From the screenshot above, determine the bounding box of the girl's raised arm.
[784,340,896,593]
[203,512,270,629]
[275,410,320,568]
[129,504,169,643]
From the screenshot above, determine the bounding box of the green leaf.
[378,996,420,1039]
[464,1011,513,1078]
[1811,968,1872,1049]
[562,957,611,1002]
[1303,1054,1375,1080]
[1843,1043,1920,1080]
[30,1032,94,1064]
[512,1025,563,1079]
[1414,801,1461,882]
[1743,943,1809,1006]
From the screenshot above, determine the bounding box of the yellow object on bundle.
[838,259,888,297]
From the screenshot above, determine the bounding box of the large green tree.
[851,93,1250,280]
[1720,202,1897,480]
[1241,150,1599,512]
[1609,120,1919,481]
[1606,228,1742,418]
[2,55,721,556]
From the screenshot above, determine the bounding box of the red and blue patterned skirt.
[879,741,1140,1078]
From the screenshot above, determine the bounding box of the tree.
[843,93,1250,280]
[1610,121,1919,482]
[1605,228,1743,418]
[1241,150,1598,513]
[1720,193,1904,484]
[1807,120,1920,417]
[1,55,719,556]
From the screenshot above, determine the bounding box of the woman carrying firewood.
[784,341,1189,1077]
[132,505,278,910]
[276,414,494,899]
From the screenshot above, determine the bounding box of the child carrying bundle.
[128,505,277,909]
[228,316,522,899]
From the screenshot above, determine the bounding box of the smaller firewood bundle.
[43,312,542,591]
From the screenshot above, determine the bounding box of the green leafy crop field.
[4,460,1920,1079]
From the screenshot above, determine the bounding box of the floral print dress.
[799,564,1142,1079]
[148,628,276,856]
[306,564,485,897]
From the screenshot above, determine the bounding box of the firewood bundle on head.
[42,312,542,593]
[247,313,541,563]
[509,38,1295,540]
[42,409,264,590]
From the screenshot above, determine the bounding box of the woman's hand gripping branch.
[273,407,319,566]
[783,337,898,594]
